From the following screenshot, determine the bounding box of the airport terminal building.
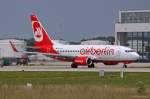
[115,10,150,58]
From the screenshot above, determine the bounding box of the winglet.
[9,41,19,52]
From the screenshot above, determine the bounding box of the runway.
[0,63,150,72]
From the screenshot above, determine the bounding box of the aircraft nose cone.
[133,53,140,60]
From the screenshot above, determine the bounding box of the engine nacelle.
[103,62,118,65]
[74,57,92,65]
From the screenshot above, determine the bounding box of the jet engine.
[74,57,92,65]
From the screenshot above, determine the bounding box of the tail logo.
[33,21,43,42]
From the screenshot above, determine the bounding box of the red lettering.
[96,49,101,55]
[80,48,86,55]
[80,47,115,56]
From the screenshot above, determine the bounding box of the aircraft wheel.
[123,64,127,68]
[71,63,78,68]
[88,63,95,68]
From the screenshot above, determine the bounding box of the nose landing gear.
[123,64,127,68]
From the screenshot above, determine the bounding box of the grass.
[0,85,150,99]
[0,71,149,87]
[0,71,150,99]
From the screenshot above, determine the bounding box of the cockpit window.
[125,50,134,53]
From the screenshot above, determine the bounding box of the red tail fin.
[30,15,58,54]
[30,15,53,47]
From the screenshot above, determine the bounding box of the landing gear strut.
[123,64,127,68]
[88,63,95,68]
[71,63,78,68]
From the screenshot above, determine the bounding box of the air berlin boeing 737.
[29,15,139,68]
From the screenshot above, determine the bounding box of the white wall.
[115,23,150,32]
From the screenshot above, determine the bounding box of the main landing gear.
[71,63,95,68]
[71,63,78,68]
[123,64,127,68]
[88,63,95,68]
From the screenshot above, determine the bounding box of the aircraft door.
[116,48,121,57]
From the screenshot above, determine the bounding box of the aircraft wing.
[9,40,75,60]
[41,52,99,62]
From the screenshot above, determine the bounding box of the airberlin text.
[80,47,115,55]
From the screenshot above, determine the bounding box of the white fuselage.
[53,44,139,61]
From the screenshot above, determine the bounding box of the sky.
[0,0,150,41]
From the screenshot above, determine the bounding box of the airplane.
[10,15,140,68]
[28,15,140,68]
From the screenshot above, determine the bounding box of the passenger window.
[125,50,134,53]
